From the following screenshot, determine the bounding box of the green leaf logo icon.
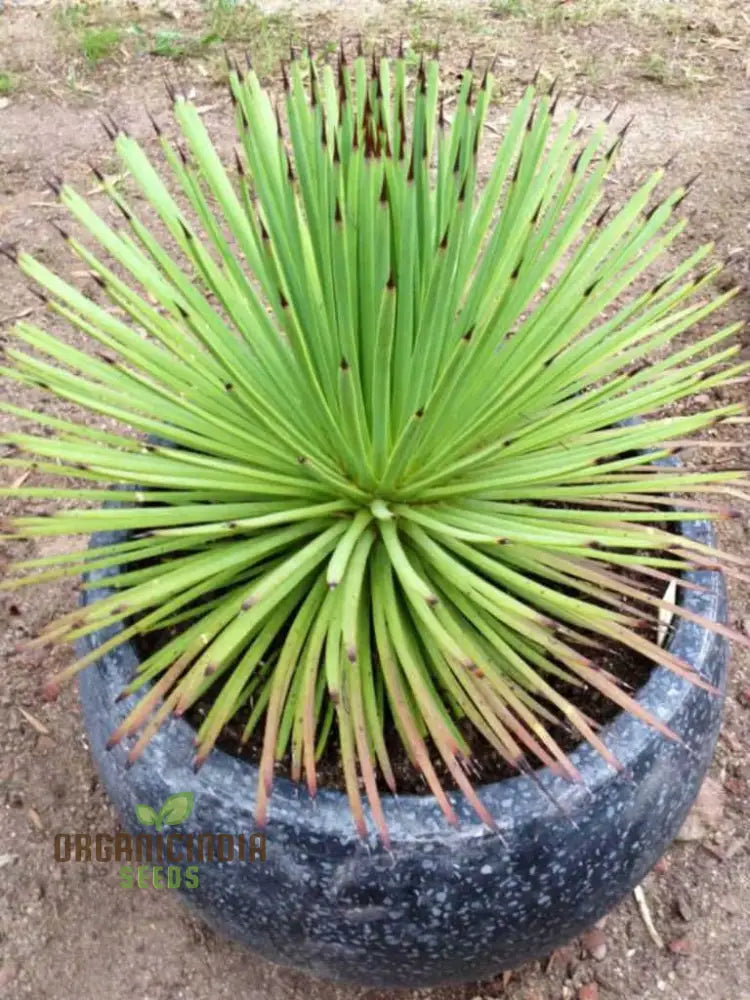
[135,803,159,828]
[159,792,194,828]
[135,792,194,832]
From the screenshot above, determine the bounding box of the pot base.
[77,517,727,988]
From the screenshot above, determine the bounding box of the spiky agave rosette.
[1,48,748,843]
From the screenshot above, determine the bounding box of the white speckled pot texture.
[77,514,727,988]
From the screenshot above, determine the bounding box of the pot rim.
[81,512,726,844]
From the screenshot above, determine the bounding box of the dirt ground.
[1,1,750,998]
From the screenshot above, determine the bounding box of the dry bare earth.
[1,2,749,998]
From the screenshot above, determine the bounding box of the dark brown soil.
[191,640,654,792]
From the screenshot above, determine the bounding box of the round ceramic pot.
[77,515,727,988]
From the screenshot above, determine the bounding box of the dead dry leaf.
[633,884,665,949]
[27,807,43,831]
[10,469,31,489]
[16,706,50,735]
[674,892,693,922]
[0,306,34,325]
[709,38,742,50]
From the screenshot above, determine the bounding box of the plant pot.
[76,514,727,989]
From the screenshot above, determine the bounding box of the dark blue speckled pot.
[77,515,727,988]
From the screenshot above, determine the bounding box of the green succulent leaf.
[2,48,747,843]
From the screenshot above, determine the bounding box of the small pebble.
[668,938,693,955]
[578,984,599,1000]
[674,892,693,922]
[582,926,607,962]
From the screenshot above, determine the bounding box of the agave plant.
[1,48,747,843]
